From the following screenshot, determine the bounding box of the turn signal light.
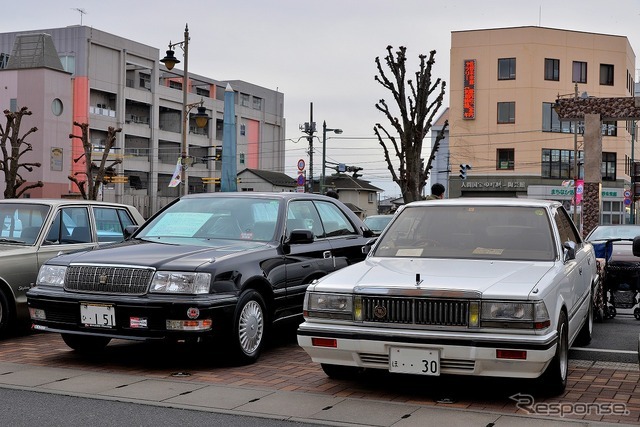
[496,349,527,360]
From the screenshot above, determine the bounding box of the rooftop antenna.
[72,8,87,25]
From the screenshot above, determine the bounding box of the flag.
[169,158,182,188]
[561,180,573,187]
[575,179,584,204]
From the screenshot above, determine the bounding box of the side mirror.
[361,238,377,255]
[361,227,376,238]
[633,236,640,257]
[123,225,139,240]
[563,240,576,262]
[287,229,314,245]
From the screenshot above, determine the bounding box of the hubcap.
[238,300,263,355]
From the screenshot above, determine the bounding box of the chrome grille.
[362,297,469,326]
[64,265,154,295]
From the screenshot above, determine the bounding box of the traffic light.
[459,164,472,180]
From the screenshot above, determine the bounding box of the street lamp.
[160,24,209,196]
[321,120,343,195]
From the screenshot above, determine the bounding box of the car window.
[46,207,91,244]
[554,207,581,247]
[373,205,555,261]
[93,207,136,243]
[287,200,323,238]
[314,201,357,237]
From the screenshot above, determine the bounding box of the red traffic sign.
[297,159,306,171]
[624,190,631,198]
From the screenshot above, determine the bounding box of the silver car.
[0,199,144,336]
[298,198,596,395]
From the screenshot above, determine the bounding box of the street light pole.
[321,121,343,195]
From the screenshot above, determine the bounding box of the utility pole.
[299,103,315,193]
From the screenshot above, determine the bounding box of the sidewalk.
[0,359,636,426]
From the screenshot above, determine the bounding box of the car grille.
[64,265,154,295]
[362,296,469,326]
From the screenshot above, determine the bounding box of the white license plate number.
[80,303,115,328]
[389,347,440,375]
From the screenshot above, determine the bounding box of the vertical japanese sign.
[463,59,476,120]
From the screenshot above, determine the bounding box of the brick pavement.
[0,330,638,425]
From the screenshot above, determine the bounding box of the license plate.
[80,303,116,328]
[389,346,440,375]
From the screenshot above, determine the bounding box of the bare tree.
[374,46,448,203]
[68,122,121,200]
[0,107,44,198]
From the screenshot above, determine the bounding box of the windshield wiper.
[0,238,26,244]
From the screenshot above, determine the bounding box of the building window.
[253,97,262,110]
[169,80,182,90]
[496,149,514,170]
[139,73,151,90]
[602,121,617,136]
[241,93,250,107]
[542,149,581,179]
[542,102,574,133]
[51,98,63,116]
[195,87,210,97]
[544,58,560,81]
[0,52,9,69]
[602,152,616,181]
[572,61,587,83]
[9,98,17,112]
[59,55,75,75]
[240,124,246,135]
[600,64,614,86]
[497,102,515,123]
[498,58,516,80]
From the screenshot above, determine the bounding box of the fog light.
[311,337,337,348]
[166,319,212,331]
[29,307,46,320]
[496,349,527,360]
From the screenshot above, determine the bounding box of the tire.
[231,290,267,365]
[321,363,360,380]
[575,294,593,346]
[61,333,111,353]
[541,311,568,396]
[0,290,12,338]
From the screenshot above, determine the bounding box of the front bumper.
[297,321,558,379]
[27,286,237,342]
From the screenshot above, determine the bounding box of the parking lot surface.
[0,328,637,426]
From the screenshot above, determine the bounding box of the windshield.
[364,216,393,231]
[0,203,49,245]
[137,197,281,242]
[587,226,640,240]
[372,205,556,261]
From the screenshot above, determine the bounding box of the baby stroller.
[592,238,640,320]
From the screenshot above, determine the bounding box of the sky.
[3,0,640,198]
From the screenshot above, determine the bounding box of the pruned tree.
[374,46,448,203]
[0,107,44,198]
[68,122,121,200]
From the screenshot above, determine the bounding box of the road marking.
[572,347,637,355]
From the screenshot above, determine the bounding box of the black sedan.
[27,193,376,363]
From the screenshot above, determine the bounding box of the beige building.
[448,26,636,224]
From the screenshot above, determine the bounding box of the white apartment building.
[0,26,285,217]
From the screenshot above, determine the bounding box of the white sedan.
[297,198,597,395]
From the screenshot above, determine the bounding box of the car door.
[284,200,337,310]
[36,206,96,268]
[553,207,590,334]
[314,200,368,267]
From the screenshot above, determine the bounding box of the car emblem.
[373,305,387,319]
[187,307,200,319]
[98,274,108,285]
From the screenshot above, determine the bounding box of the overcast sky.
[3,0,640,197]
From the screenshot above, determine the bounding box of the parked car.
[0,199,145,336]
[297,198,597,395]
[27,193,376,363]
[363,214,394,236]
[585,224,640,320]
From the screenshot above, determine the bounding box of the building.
[237,168,297,192]
[321,174,383,219]
[0,26,285,218]
[448,26,636,225]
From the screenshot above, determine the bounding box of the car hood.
[48,239,273,270]
[310,257,555,299]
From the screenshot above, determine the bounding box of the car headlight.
[36,265,67,287]
[481,301,550,329]
[304,292,353,320]
[150,272,211,294]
